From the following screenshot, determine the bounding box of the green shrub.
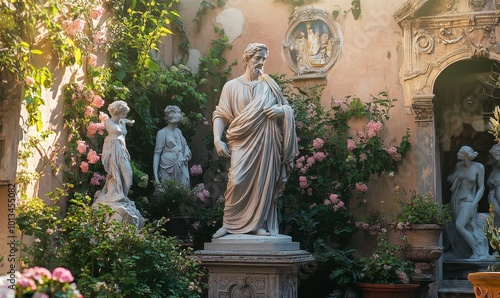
[17,193,205,297]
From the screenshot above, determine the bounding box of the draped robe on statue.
[212,74,297,236]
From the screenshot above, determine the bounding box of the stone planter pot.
[404,224,444,263]
[468,272,500,298]
[357,283,419,298]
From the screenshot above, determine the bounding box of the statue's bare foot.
[213,227,228,238]
[254,228,270,236]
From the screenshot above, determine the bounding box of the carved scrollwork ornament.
[412,102,434,122]
[414,30,435,54]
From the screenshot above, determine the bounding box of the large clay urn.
[468,272,500,298]
[403,224,444,263]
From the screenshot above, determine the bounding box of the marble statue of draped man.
[212,42,298,238]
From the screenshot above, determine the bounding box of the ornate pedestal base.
[195,234,315,298]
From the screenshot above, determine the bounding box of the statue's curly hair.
[108,100,130,116]
[242,43,268,70]
[163,105,183,124]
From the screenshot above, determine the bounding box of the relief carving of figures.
[283,6,341,76]
[438,28,465,45]
[468,0,489,11]
[465,24,497,59]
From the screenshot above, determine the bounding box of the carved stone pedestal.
[195,234,315,298]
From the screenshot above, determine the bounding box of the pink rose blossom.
[347,139,356,151]
[63,18,85,35]
[312,138,324,149]
[76,140,87,154]
[306,157,315,167]
[99,111,109,122]
[190,164,203,176]
[93,28,107,44]
[355,182,368,192]
[90,172,105,186]
[197,189,210,202]
[72,18,85,34]
[84,90,95,102]
[88,53,97,67]
[85,105,94,117]
[86,122,105,137]
[52,267,74,283]
[366,120,383,137]
[295,156,305,168]
[87,149,100,164]
[299,176,308,189]
[80,161,89,173]
[324,199,331,205]
[92,94,105,108]
[329,194,339,204]
[17,277,37,290]
[90,6,105,20]
[333,200,345,212]
[22,266,52,281]
[332,99,342,107]
[385,146,397,154]
[313,151,326,162]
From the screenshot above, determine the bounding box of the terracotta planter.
[468,272,500,298]
[358,283,419,298]
[404,224,444,263]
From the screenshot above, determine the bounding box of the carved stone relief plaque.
[468,0,489,11]
[282,5,342,77]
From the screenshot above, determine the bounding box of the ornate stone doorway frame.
[394,0,500,197]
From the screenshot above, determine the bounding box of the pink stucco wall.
[177,0,418,212]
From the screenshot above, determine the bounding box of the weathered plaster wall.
[177,0,417,213]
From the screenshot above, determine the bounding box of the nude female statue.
[447,145,488,259]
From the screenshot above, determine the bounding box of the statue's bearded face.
[249,49,267,75]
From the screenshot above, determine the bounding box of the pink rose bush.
[281,90,411,249]
[0,266,82,298]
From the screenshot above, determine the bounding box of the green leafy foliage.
[359,233,414,284]
[392,187,452,226]
[16,193,205,297]
[484,205,500,271]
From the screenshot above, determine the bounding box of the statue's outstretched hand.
[215,140,231,158]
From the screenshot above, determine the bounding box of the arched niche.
[393,0,500,194]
